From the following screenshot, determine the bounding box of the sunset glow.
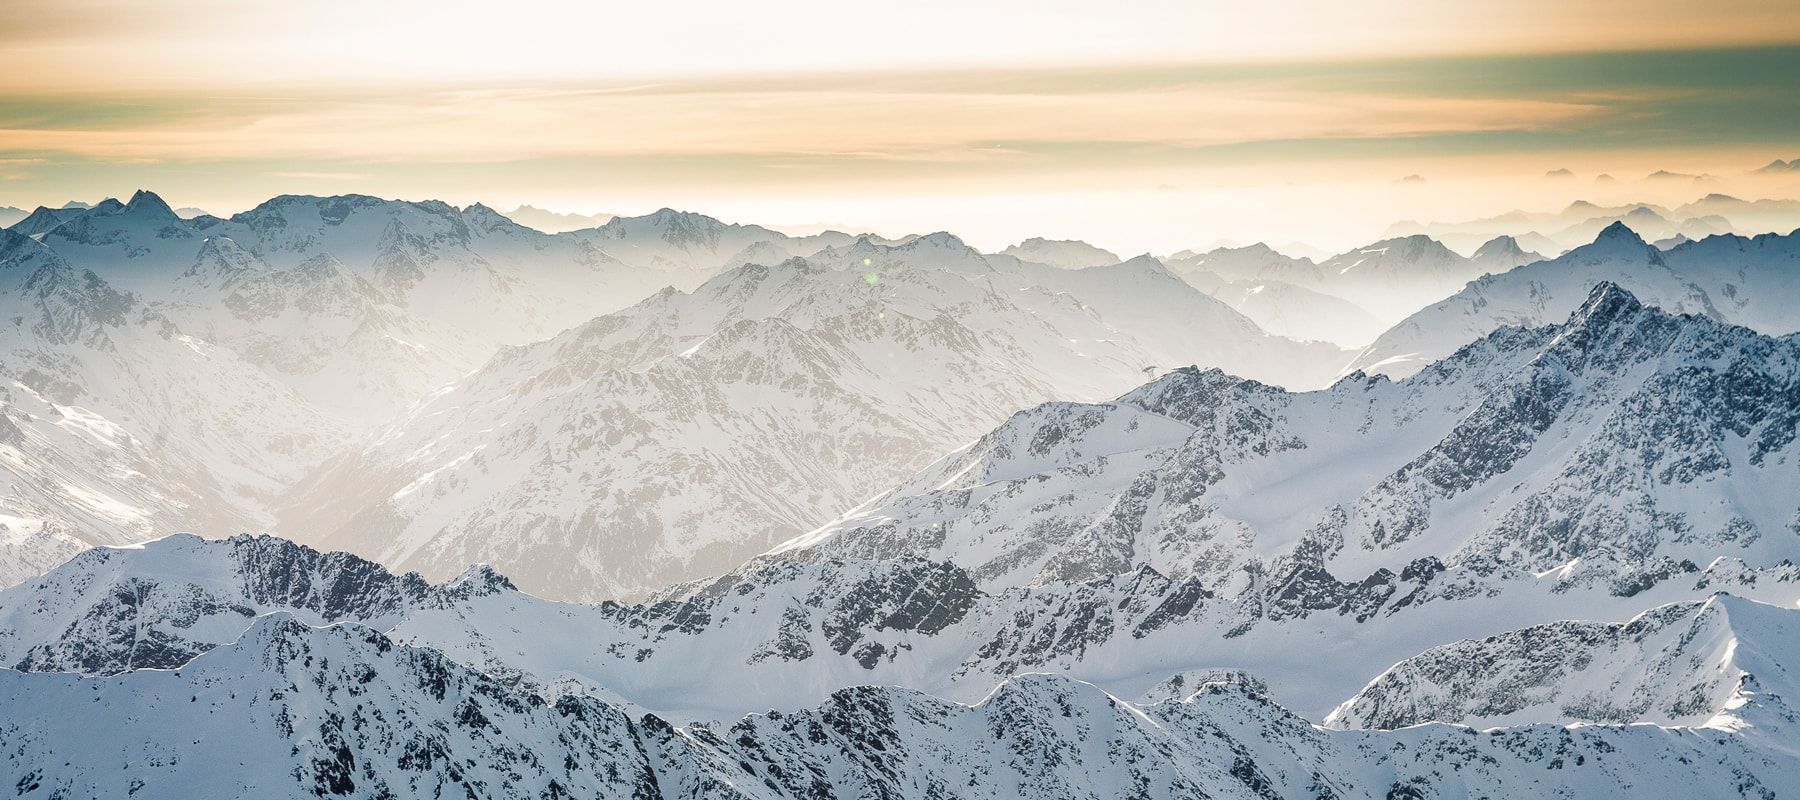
[2,1,1797,250]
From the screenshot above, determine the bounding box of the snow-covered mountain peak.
[1316,235,1458,275]
[175,235,266,294]
[576,207,792,277]
[235,192,384,226]
[893,231,989,270]
[1174,241,1305,265]
[1376,234,1456,262]
[226,194,487,259]
[6,205,84,237]
[1566,279,1644,325]
[440,563,518,598]
[1471,234,1530,262]
[1535,279,1655,362]
[122,189,178,219]
[976,670,1125,714]
[803,230,993,276]
[1115,365,1281,422]
[456,201,529,235]
[42,192,195,257]
[602,207,735,247]
[909,230,969,249]
[1173,232,1537,327]
[1593,218,1651,247]
[0,228,135,341]
[999,237,1123,269]
[0,532,502,674]
[1113,253,1166,272]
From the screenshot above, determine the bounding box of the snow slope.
[0,230,350,586]
[1180,272,1389,346]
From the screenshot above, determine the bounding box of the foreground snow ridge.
[3,534,1800,798]
[3,611,1797,800]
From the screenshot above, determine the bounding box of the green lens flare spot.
[862,258,872,266]
[864,272,879,285]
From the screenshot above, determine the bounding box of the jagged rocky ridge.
[782,282,1800,607]
[6,528,1797,724]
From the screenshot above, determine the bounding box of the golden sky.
[3,0,1799,251]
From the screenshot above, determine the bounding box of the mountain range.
[1387,194,1800,255]
[1347,222,1800,376]
[5,186,1800,797]
[0,191,1357,597]
[1164,233,1542,328]
[498,204,615,232]
[1,520,1796,797]
[6,609,1794,800]
[4,284,1795,721]
[786,282,1800,604]
[275,234,1348,600]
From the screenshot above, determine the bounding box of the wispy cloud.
[0,66,1624,166]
